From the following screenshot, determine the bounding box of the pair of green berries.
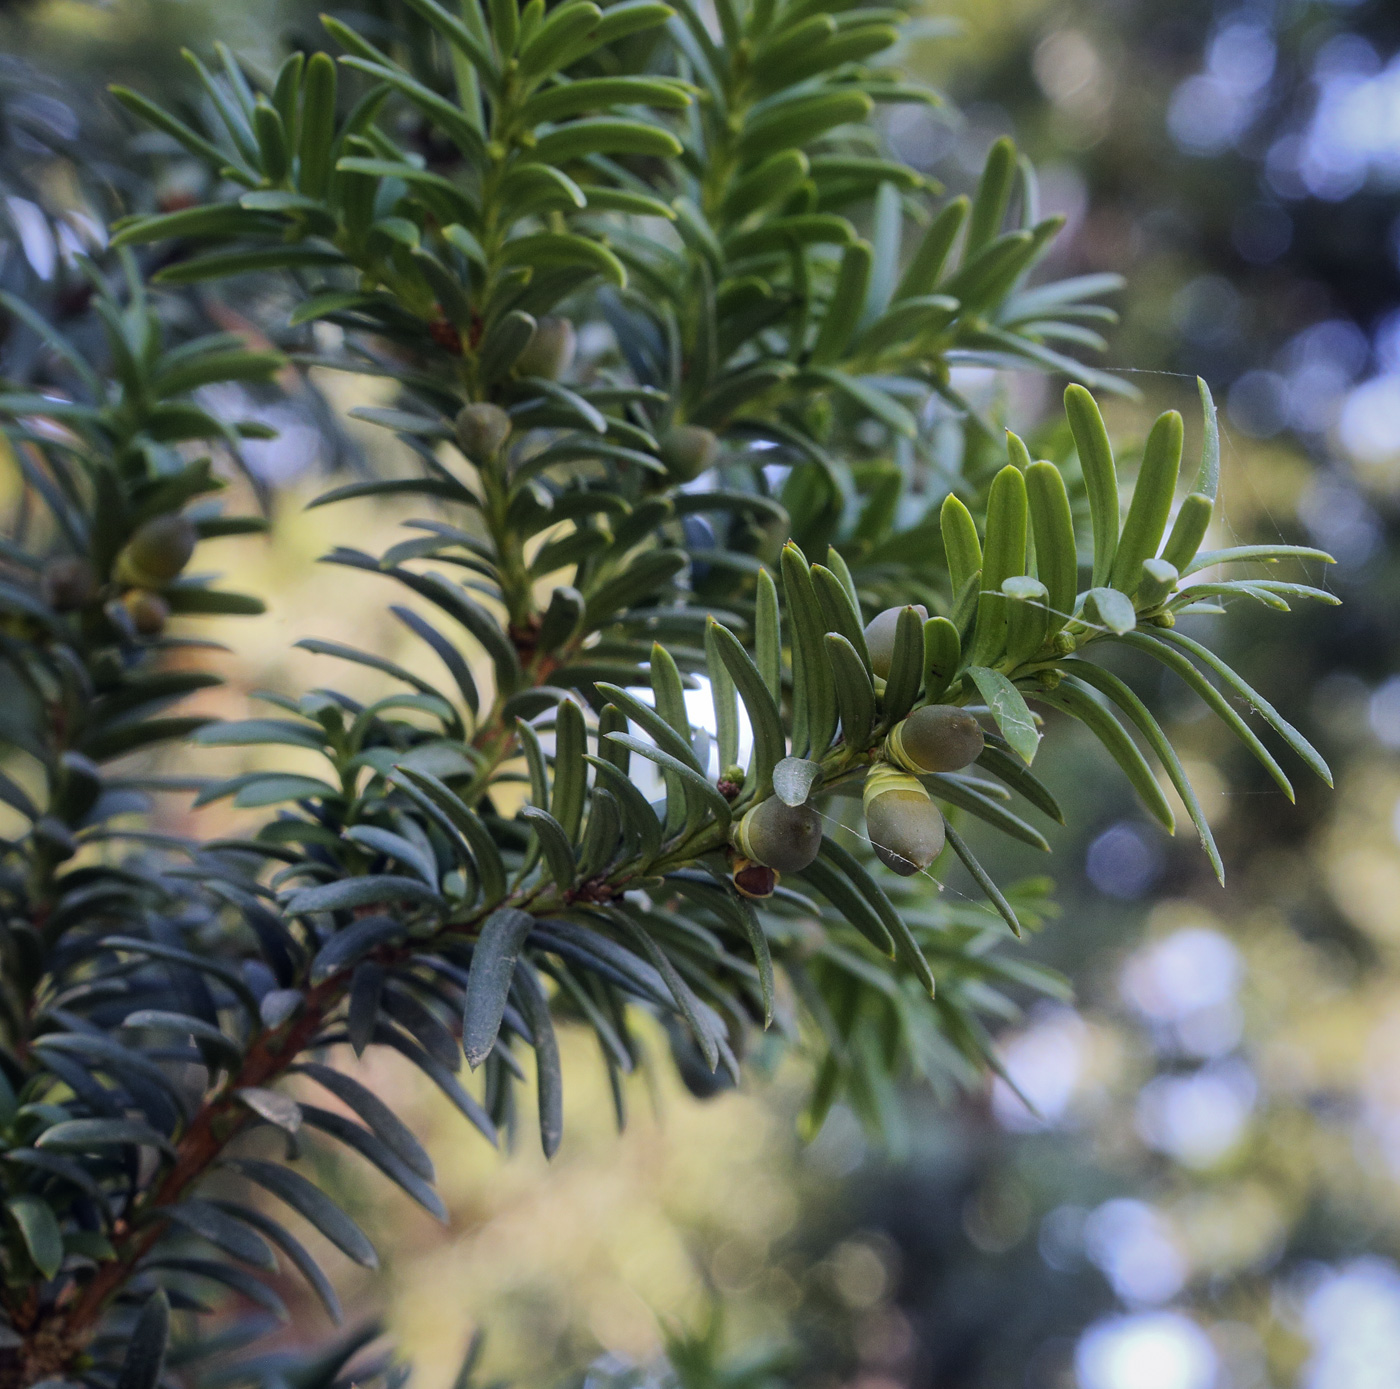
[455,401,717,483]
[115,512,198,635]
[452,311,718,480]
[735,678,985,884]
[734,703,982,880]
[859,603,982,874]
[42,512,198,636]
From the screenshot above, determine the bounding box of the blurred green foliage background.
[3,0,1398,1385]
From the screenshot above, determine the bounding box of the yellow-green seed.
[864,604,928,679]
[886,704,984,774]
[515,315,576,380]
[659,424,719,481]
[454,402,513,462]
[123,589,170,636]
[735,797,822,873]
[862,764,945,876]
[115,514,197,589]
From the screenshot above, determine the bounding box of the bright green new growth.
[0,0,1339,1383]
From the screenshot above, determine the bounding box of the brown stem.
[7,544,733,1383]
[6,628,571,1381]
[6,984,338,1385]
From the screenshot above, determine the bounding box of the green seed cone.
[515,315,576,380]
[886,704,985,774]
[862,764,945,876]
[732,861,777,898]
[864,603,928,679]
[735,797,822,873]
[454,402,513,462]
[659,424,719,481]
[115,514,196,589]
[123,589,170,635]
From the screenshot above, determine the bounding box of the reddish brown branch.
[7,985,338,1385]
[6,623,580,1384]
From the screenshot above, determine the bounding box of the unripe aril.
[886,704,984,774]
[734,797,822,874]
[659,424,719,481]
[732,860,777,898]
[115,513,197,588]
[862,765,945,877]
[514,315,575,380]
[864,603,928,679]
[454,402,513,462]
[123,590,170,636]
